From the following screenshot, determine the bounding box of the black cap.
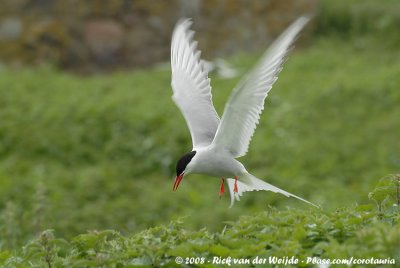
[176,151,196,176]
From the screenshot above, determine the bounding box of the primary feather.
[212,16,310,157]
[171,19,220,149]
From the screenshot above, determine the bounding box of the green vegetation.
[317,0,400,47]
[1,0,400,266]
[1,199,398,267]
[1,175,399,266]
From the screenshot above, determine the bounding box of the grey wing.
[212,16,310,157]
[171,19,220,149]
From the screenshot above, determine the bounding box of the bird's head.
[173,151,196,191]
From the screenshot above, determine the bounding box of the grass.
[0,0,400,266]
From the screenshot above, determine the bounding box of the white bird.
[171,17,316,208]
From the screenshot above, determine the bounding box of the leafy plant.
[369,174,400,221]
[0,203,398,267]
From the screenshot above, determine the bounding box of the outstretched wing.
[211,17,310,157]
[171,19,220,149]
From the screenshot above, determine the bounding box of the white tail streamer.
[226,173,318,208]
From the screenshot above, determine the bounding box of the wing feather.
[171,19,220,149]
[212,17,310,157]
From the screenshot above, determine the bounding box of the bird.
[170,16,317,208]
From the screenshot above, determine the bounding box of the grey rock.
[0,17,23,40]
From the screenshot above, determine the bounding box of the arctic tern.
[171,17,316,207]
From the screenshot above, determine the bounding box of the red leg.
[234,176,238,193]
[219,177,225,198]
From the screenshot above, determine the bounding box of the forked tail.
[226,173,318,208]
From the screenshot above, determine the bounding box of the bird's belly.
[191,153,245,177]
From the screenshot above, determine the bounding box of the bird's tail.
[226,173,318,208]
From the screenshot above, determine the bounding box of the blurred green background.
[0,0,399,251]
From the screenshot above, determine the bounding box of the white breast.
[186,147,247,177]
